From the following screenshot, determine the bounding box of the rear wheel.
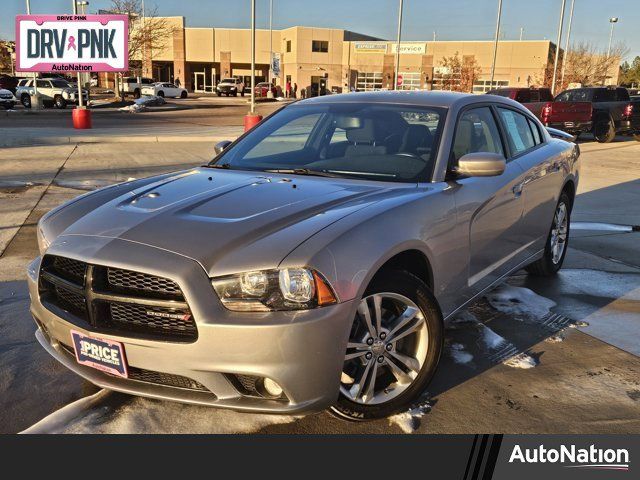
[157,91,165,98]
[330,270,443,421]
[526,192,571,276]
[180,91,187,98]
[21,94,31,108]
[134,89,141,99]
[593,117,615,143]
[233,91,238,97]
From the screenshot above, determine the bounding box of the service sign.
[15,14,128,72]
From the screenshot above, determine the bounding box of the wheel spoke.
[384,355,416,384]
[357,302,377,338]
[387,350,421,373]
[362,361,379,403]
[344,350,368,361]
[372,294,383,335]
[387,306,418,339]
[347,342,369,350]
[349,360,373,401]
[388,316,425,343]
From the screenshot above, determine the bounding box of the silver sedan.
[30,91,579,420]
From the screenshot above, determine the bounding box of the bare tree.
[0,40,14,75]
[554,41,628,90]
[438,52,482,92]
[110,0,175,97]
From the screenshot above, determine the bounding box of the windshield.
[51,79,71,88]
[210,102,446,182]
[221,78,236,83]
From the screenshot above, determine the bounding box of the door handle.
[512,183,523,197]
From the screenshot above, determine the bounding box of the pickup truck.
[555,86,639,143]
[487,87,592,137]
[122,77,156,98]
[15,78,88,109]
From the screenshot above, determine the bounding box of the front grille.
[39,255,197,342]
[107,267,183,299]
[109,303,197,339]
[58,342,209,392]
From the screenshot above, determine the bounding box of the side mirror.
[214,140,232,156]
[456,152,506,177]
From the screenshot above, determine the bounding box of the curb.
[0,135,240,147]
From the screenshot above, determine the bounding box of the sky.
[3,0,638,60]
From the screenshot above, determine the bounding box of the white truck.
[15,78,88,109]
[122,77,156,98]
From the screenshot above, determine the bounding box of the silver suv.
[16,78,88,109]
[30,91,579,420]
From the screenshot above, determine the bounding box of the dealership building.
[104,16,564,95]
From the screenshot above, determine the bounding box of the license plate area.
[71,330,128,378]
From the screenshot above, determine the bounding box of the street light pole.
[25,0,39,108]
[72,0,84,108]
[267,0,274,98]
[607,17,618,57]
[250,0,256,114]
[394,0,403,90]
[559,0,575,90]
[551,0,567,95]
[489,0,503,87]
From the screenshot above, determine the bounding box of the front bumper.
[27,236,356,414]
[0,98,15,108]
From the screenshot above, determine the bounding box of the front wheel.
[21,94,31,109]
[180,91,187,98]
[134,89,141,99]
[157,91,165,98]
[330,270,443,421]
[526,192,571,276]
[54,95,66,109]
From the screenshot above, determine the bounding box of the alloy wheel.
[340,292,429,405]
[550,202,568,264]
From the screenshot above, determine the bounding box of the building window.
[398,72,422,90]
[312,40,329,53]
[472,79,509,94]
[356,72,383,91]
[286,40,291,53]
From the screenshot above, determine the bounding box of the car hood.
[58,168,409,276]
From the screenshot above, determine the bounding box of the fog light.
[262,378,283,397]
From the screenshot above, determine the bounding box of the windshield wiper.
[262,168,341,178]
[207,163,232,169]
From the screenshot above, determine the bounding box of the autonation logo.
[509,444,630,471]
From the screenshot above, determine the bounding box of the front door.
[449,106,527,295]
[194,72,205,93]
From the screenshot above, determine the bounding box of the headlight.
[230,86,236,90]
[212,267,337,312]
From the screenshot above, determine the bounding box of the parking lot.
[0,104,639,434]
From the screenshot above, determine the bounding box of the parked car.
[15,78,88,109]
[31,91,579,420]
[254,82,277,97]
[555,86,639,143]
[0,88,16,109]
[141,82,188,98]
[216,77,245,97]
[0,75,20,95]
[122,77,155,98]
[488,87,592,137]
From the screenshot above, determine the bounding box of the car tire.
[633,133,640,142]
[21,94,31,109]
[134,89,141,99]
[180,91,187,98]
[526,191,571,276]
[330,269,443,421]
[233,92,238,97]
[593,117,615,143]
[241,91,245,97]
[157,91,165,98]
[217,92,221,97]
[54,95,67,109]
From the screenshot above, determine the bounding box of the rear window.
[616,88,630,101]
[555,89,592,102]
[488,90,513,98]
[515,90,531,103]
[592,89,617,102]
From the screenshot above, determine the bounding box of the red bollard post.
[244,113,263,132]
[72,107,92,129]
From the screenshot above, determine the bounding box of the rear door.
[450,105,526,295]
[497,106,563,256]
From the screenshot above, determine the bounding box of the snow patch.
[449,343,473,364]
[22,390,297,434]
[545,333,565,343]
[53,179,115,191]
[571,222,633,233]
[503,353,538,369]
[569,320,590,328]
[388,401,431,433]
[480,325,507,350]
[485,285,556,319]
[448,309,480,329]
[119,95,166,113]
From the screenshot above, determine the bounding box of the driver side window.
[451,107,504,164]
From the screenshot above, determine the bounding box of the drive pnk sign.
[15,14,128,72]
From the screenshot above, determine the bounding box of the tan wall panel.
[185,28,215,62]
